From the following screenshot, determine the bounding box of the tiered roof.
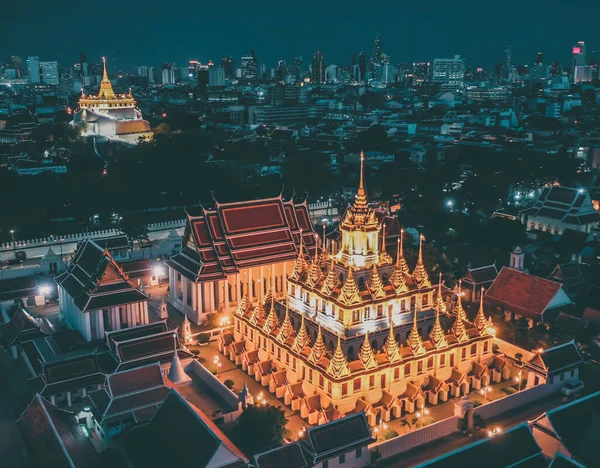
[166,196,316,283]
[358,331,377,370]
[326,337,351,378]
[411,234,431,289]
[55,239,149,312]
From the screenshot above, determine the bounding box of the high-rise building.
[412,62,430,83]
[371,34,382,70]
[188,60,199,79]
[311,50,325,84]
[148,67,155,85]
[137,66,148,77]
[208,67,225,87]
[40,61,59,85]
[550,61,561,77]
[27,56,40,84]
[572,41,586,67]
[161,63,176,85]
[293,56,303,82]
[358,51,367,82]
[535,52,543,66]
[221,56,234,79]
[10,56,25,77]
[432,55,465,90]
[241,50,257,81]
[503,42,512,75]
[275,60,287,82]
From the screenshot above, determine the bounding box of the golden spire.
[308,324,326,364]
[276,304,295,343]
[474,287,490,336]
[383,314,401,362]
[358,331,378,370]
[453,280,468,322]
[321,256,339,296]
[262,298,280,334]
[407,309,425,355]
[398,229,411,276]
[289,229,307,282]
[326,336,351,379]
[379,223,393,264]
[98,57,116,99]
[430,274,448,349]
[306,242,323,288]
[249,300,266,325]
[236,288,250,316]
[338,267,362,306]
[452,308,469,343]
[368,264,386,299]
[434,272,447,315]
[319,224,330,268]
[263,287,274,309]
[412,233,431,289]
[355,151,368,209]
[292,314,310,353]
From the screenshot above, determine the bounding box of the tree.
[231,405,288,455]
[400,418,412,433]
[224,379,235,390]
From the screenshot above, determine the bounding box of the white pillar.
[236,273,241,304]
[209,282,215,312]
[259,265,264,301]
[96,310,104,339]
[225,279,230,312]
[248,268,253,299]
[67,392,72,407]
[192,281,198,313]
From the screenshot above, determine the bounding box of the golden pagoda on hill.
[71,58,152,144]
[232,153,495,413]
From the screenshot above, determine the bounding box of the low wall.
[473,383,556,421]
[371,416,460,461]
[493,338,534,361]
[186,359,242,422]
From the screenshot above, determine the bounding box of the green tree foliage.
[231,405,288,455]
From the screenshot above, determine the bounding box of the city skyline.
[3,0,599,71]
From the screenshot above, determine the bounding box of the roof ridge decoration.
[368,264,386,300]
[292,314,310,353]
[474,287,491,336]
[306,242,323,288]
[453,280,469,323]
[434,272,447,316]
[379,224,393,265]
[341,151,379,230]
[276,304,295,343]
[412,233,431,289]
[262,298,280,334]
[451,297,469,344]
[319,225,330,268]
[237,289,250,316]
[338,267,362,307]
[358,331,378,370]
[390,231,410,294]
[308,324,326,364]
[250,300,266,326]
[383,314,401,362]
[263,287,274,309]
[430,273,448,349]
[326,336,351,379]
[321,256,338,297]
[407,309,425,355]
[288,229,307,282]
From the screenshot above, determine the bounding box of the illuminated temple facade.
[166,197,317,325]
[229,156,497,415]
[71,58,152,143]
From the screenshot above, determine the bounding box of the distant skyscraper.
[221,56,234,79]
[358,51,366,82]
[161,63,176,85]
[311,50,326,83]
[208,67,225,86]
[275,60,287,82]
[371,34,382,70]
[503,42,512,77]
[27,56,40,83]
[412,62,430,83]
[10,56,25,77]
[293,56,303,82]
[148,67,155,85]
[351,52,356,67]
[188,60,199,79]
[40,61,59,84]
[432,55,465,90]
[535,52,543,65]
[572,41,586,67]
[197,65,209,93]
[550,61,561,77]
[241,50,257,80]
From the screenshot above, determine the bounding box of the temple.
[71,58,152,143]
[166,197,317,324]
[228,152,496,414]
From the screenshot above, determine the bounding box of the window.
[388,304,394,316]
[354,378,361,391]
[309,369,313,382]
[369,375,375,388]
[394,367,400,380]
[356,447,362,458]
[339,454,346,464]
[461,348,467,360]
[411,296,416,308]
[440,354,446,367]
[377,305,383,317]
[471,343,477,356]
[417,360,423,373]
[483,341,489,353]
[365,307,371,320]
[404,363,411,376]
[427,357,434,369]
[342,383,348,396]
[422,294,429,306]
[328,382,332,394]
[549,376,554,384]
[381,374,386,387]
[353,310,360,323]
[450,354,455,367]
[570,369,575,377]
[323,461,329,468]
[401,299,406,311]
[560,373,565,381]
[319,375,324,389]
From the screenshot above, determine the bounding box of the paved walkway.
[196,342,308,438]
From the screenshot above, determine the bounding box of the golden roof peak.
[249,300,266,325]
[383,314,401,362]
[474,287,491,336]
[338,267,362,306]
[358,331,378,370]
[430,273,448,349]
[276,304,295,343]
[292,314,310,353]
[412,233,431,289]
[368,264,386,299]
[453,280,468,322]
[326,336,351,379]
[98,57,116,99]
[262,299,280,334]
[434,272,447,315]
[407,309,425,355]
[379,224,393,265]
[308,324,326,364]
[321,256,338,296]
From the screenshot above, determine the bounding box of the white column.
[259,265,264,301]
[209,282,216,312]
[96,310,104,339]
[225,279,230,312]
[84,312,92,341]
[143,302,149,324]
[67,392,72,407]
[236,273,242,304]
[248,268,253,300]
[271,265,275,295]
[192,281,198,313]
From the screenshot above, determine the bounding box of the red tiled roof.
[168,196,315,282]
[486,267,566,319]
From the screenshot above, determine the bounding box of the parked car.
[560,380,584,397]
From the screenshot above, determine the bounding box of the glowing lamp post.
[480,386,492,402]
[213,356,222,376]
[515,370,523,391]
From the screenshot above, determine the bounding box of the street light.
[480,386,492,402]
[213,356,222,376]
[515,371,523,391]
[487,427,502,437]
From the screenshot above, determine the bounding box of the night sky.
[2,0,599,71]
